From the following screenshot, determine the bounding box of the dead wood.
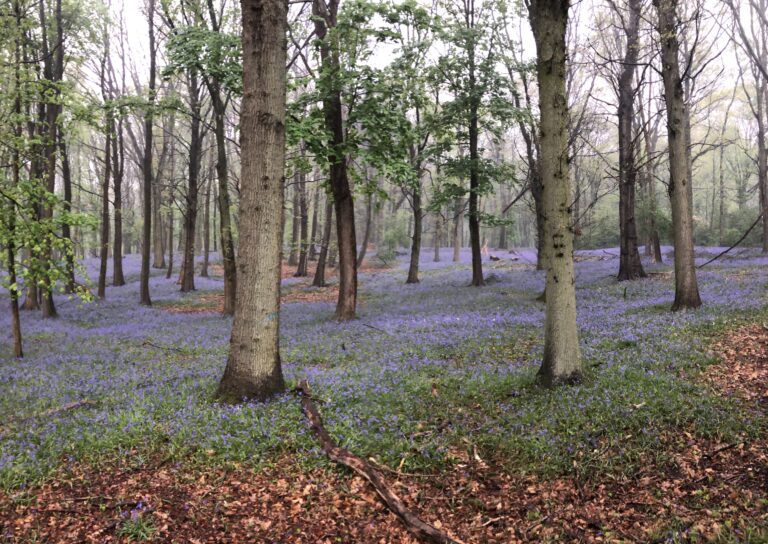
[295,379,462,544]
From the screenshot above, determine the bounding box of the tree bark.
[313,196,333,287]
[313,0,358,320]
[309,183,320,260]
[406,184,422,284]
[357,190,373,268]
[112,115,126,286]
[218,0,287,402]
[98,118,112,299]
[616,0,646,281]
[181,71,202,292]
[529,0,582,385]
[295,165,310,276]
[655,0,701,310]
[140,0,156,306]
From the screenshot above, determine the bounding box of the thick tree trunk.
[218,0,287,402]
[655,0,701,310]
[529,0,582,386]
[313,197,333,287]
[140,0,156,306]
[617,0,646,281]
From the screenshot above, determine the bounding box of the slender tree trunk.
[113,116,126,286]
[140,0,156,306]
[357,190,373,268]
[617,0,645,281]
[468,73,484,286]
[313,197,333,287]
[313,0,357,320]
[529,0,582,385]
[181,71,202,292]
[295,166,309,276]
[655,0,701,310]
[201,170,211,277]
[288,180,300,266]
[406,183,422,284]
[218,0,287,401]
[433,212,441,262]
[166,206,175,279]
[211,90,237,314]
[61,139,76,292]
[453,198,462,262]
[98,119,112,299]
[309,183,320,260]
[10,11,24,356]
[757,81,768,252]
[39,0,64,318]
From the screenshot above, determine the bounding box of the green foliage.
[164,25,242,95]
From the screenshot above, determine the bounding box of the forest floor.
[1,247,767,543]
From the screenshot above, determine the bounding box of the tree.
[217,0,287,402]
[140,0,158,307]
[609,0,646,281]
[654,0,701,310]
[526,0,582,385]
[312,0,358,320]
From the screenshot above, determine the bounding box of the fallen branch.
[698,211,764,269]
[141,340,187,353]
[3,400,98,431]
[295,380,462,544]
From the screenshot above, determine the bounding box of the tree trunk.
[211,89,237,315]
[217,0,287,402]
[468,62,484,286]
[309,183,320,261]
[357,191,373,268]
[166,208,174,279]
[529,0,582,386]
[113,116,126,286]
[433,212,441,262]
[201,161,212,277]
[296,166,310,276]
[313,0,358,321]
[757,80,768,252]
[140,0,156,306]
[288,180,300,266]
[453,198,462,262]
[181,71,202,292]
[39,0,64,319]
[313,197,334,287]
[10,13,24,357]
[60,139,76,292]
[655,0,701,310]
[616,0,646,281]
[98,118,113,299]
[406,184,422,284]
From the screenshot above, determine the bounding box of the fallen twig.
[141,340,187,353]
[295,379,462,544]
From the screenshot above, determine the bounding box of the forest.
[1,0,767,541]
